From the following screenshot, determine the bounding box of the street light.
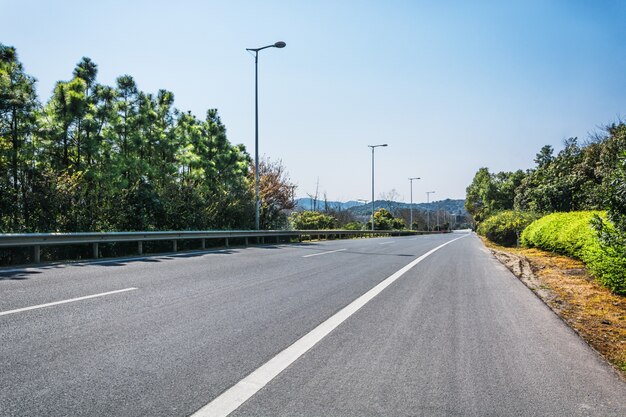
[246,41,286,230]
[368,144,388,231]
[426,191,436,231]
[408,177,421,230]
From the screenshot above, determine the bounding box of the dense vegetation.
[289,210,336,230]
[466,124,626,223]
[521,212,626,295]
[0,44,295,233]
[476,210,539,247]
[466,122,626,293]
[366,208,405,230]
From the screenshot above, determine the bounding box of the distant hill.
[294,198,364,211]
[295,198,466,215]
[348,199,467,216]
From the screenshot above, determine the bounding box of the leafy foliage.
[514,138,606,213]
[465,168,525,223]
[593,126,626,249]
[521,212,626,294]
[343,221,365,230]
[289,211,336,230]
[366,208,405,230]
[477,210,539,247]
[252,158,296,230]
[0,44,296,234]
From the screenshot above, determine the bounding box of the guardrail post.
[33,245,41,263]
[93,243,99,259]
[245,237,249,247]
[201,238,206,250]
[225,238,229,248]
[138,241,143,255]
[261,236,264,244]
[173,240,177,252]
[276,235,280,244]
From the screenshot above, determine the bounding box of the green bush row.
[289,211,337,230]
[521,211,626,295]
[476,210,539,246]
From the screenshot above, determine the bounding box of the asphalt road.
[1,232,625,416]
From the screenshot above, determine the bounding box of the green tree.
[0,44,39,231]
[367,208,405,230]
[0,45,262,236]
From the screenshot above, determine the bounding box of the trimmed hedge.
[521,211,626,295]
[477,210,539,246]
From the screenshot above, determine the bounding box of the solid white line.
[302,249,347,258]
[0,287,138,317]
[191,234,468,417]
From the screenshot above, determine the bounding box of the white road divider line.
[192,233,468,417]
[302,249,347,258]
[0,287,138,317]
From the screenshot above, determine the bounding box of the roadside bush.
[289,210,336,230]
[366,208,405,230]
[343,221,364,230]
[521,211,626,295]
[477,210,539,246]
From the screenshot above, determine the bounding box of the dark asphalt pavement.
[1,232,625,416]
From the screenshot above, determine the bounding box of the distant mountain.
[294,198,365,211]
[295,198,466,215]
[348,199,467,216]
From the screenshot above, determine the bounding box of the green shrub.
[477,210,539,246]
[366,208,405,230]
[289,210,336,230]
[521,211,626,295]
[343,221,364,231]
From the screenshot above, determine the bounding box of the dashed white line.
[0,287,138,317]
[191,233,468,417]
[302,249,347,258]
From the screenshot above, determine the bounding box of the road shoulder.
[481,236,626,379]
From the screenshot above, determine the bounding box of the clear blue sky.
[3,0,626,203]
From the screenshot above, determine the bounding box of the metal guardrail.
[0,229,423,264]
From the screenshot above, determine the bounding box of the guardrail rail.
[0,229,430,265]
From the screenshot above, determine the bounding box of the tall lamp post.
[408,177,420,230]
[368,144,388,231]
[426,191,436,231]
[246,41,286,230]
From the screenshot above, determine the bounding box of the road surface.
[1,232,625,416]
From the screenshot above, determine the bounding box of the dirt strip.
[480,237,626,378]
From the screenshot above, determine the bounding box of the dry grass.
[480,237,626,376]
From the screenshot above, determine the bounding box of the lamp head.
[274,41,286,48]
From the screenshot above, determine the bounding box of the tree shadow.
[0,270,42,280]
[0,247,240,280]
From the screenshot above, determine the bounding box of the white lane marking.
[302,249,347,258]
[0,287,138,317]
[378,241,395,245]
[192,234,468,417]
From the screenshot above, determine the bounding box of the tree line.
[0,44,295,233]
[465,122,626,243]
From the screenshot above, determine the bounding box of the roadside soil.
[480,237,626,378]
